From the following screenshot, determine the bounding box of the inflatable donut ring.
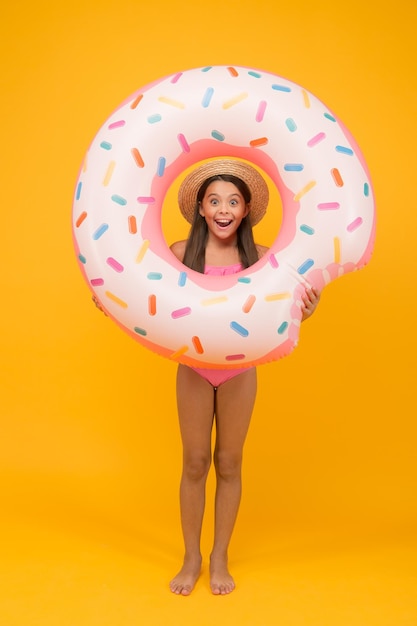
[72,65,376,368]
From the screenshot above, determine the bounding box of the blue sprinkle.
[76,182,82,200]
[134,327,147,336]
[100,141,112,150]
[285,118,297,132]
[297,259,314,275]
[147,272,163,280]
[277,321,289,335]
[237,277,251,284]
[157,157,166,177]
[300,224,315,235]
[272,84,291,93]
[211,130,225,141]
[336,145,354,156]
[78,254,87,264]
[230,321,249,337]
[202,87,214,108]
[111,194,127,206]
[324,112,336,122]
[147,114,162,124]
[364,182,370,197]
[248,71,261,78]
[284,163,304,172]
[202,66,212,72]
[92,223,109,240]
[178,271,187,287]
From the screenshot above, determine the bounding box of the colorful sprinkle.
[147,114,162,124]
[277,322,289,335]
[237,276,251,284]
[364,182,370,196]
[331,168,344,187]
[294,180,317,201]
[92,223,109,240]
[78,254,86,264]
[171,345,189,358]
[103,161,116,186]
[242,295,256,313]
[211,130,225,141]
[227,66,239,77]
[202,87,214,108]
[201,296,228,306]
[272,84,291,93]
[75,211,87,228]
[268,254,279,269]
[147,272,162,280]
[178,133,190,152]
[178,271,187,287]
[158,96,185,109]
[334,236,341,263]
[318,202,340,210]
[297,259,314,274]
[108,120,125,130]
[300,224,315,235]
[223,93,248,109]
[285,118,297,132]
[148,294,156,315]
[265,292,291,301]
[171,72,183,84]
[307,132,326,147]
[324,112,336,122]
[225,354,246,361]
[347,217,363,232]
[111,194,127,206]
[202,66,212,72]
[137,196,155,204]
[250,137,268,147]
[284,163,304,171]
[336,145,354,156]
[106,257,124,273]
[256,100,267,122]
[157,157,166,176]
[172,307,192,319]
[134,326,147,336]
[91,278,104,287]
[128,215,137,234]
[192,336,204,354]
[130,94,143,109]
[136,240,150,263]
[302,89,311,108]
[131,148,144,167]
[76,182,82,200]
[248,70,262,78]
[100,141,112,150]
[230,321,249,337]
[105,291,127,308]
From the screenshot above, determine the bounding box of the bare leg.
[210,368,257,595]
[170,365,215,596]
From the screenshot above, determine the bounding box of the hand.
[301,287,320,321]
[92,295,108,316]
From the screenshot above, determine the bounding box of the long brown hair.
[182,174,259,273]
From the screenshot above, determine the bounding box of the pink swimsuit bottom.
[191,263,254,388]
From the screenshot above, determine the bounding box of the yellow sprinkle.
[82,152,88,172]
[222,92,248,109]
[136,240,150,263]
[158,96,185,109]
[294,180,316,202]
[105,291,128,308]
[302,89,311,108]
[334,236,341,263]
[265,292,292,301]
[102,160,116,186]
[201,296,228,306]
[171,345,189,359]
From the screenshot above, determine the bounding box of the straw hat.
[178,159,269,226]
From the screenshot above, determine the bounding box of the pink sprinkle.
[171,72,183,84]
[256,100,267,122]
[137,196,155,204]
[307,132,326,147]
[347,217,363,232]
[91,278,104,286]
[108,120,126,130]
[178,133,190,153]
[268,254,279,269]
[225,354,246,361]
[171,307,192,319]
[317,202,340,210]
[106,257,124,272]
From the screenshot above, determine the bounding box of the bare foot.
[170,555,202,596]
[210,554,235,595]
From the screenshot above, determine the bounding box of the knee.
[183,454,211,482]
[214,450,242,482]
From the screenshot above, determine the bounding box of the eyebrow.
[206,192,242,199]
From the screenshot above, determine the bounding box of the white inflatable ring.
[72,65,375,368]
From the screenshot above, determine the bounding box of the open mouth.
[215,219,233,228]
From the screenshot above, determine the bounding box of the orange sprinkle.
[75,211,87,228]
[128,215,137,234]
[192,336,204,354]
[130,94,143,109]
[334,236,341,263]
[148,294,156,316]
[242,295,256,313]
[250,137,268,147]
[131,147,144,168]
[331,168,344,187]
[302,89,311,108]
[227,66,239,77]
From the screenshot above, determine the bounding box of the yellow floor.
[1,503,415,626]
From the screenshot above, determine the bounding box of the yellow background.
[1,1,416,624]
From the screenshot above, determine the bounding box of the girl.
[168,160,320,596]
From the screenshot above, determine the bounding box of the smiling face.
[198,180,250,243]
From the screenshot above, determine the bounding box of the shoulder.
[170,240,187,262]
[256,244,269,259]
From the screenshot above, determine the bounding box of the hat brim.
[178,159,269,226]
